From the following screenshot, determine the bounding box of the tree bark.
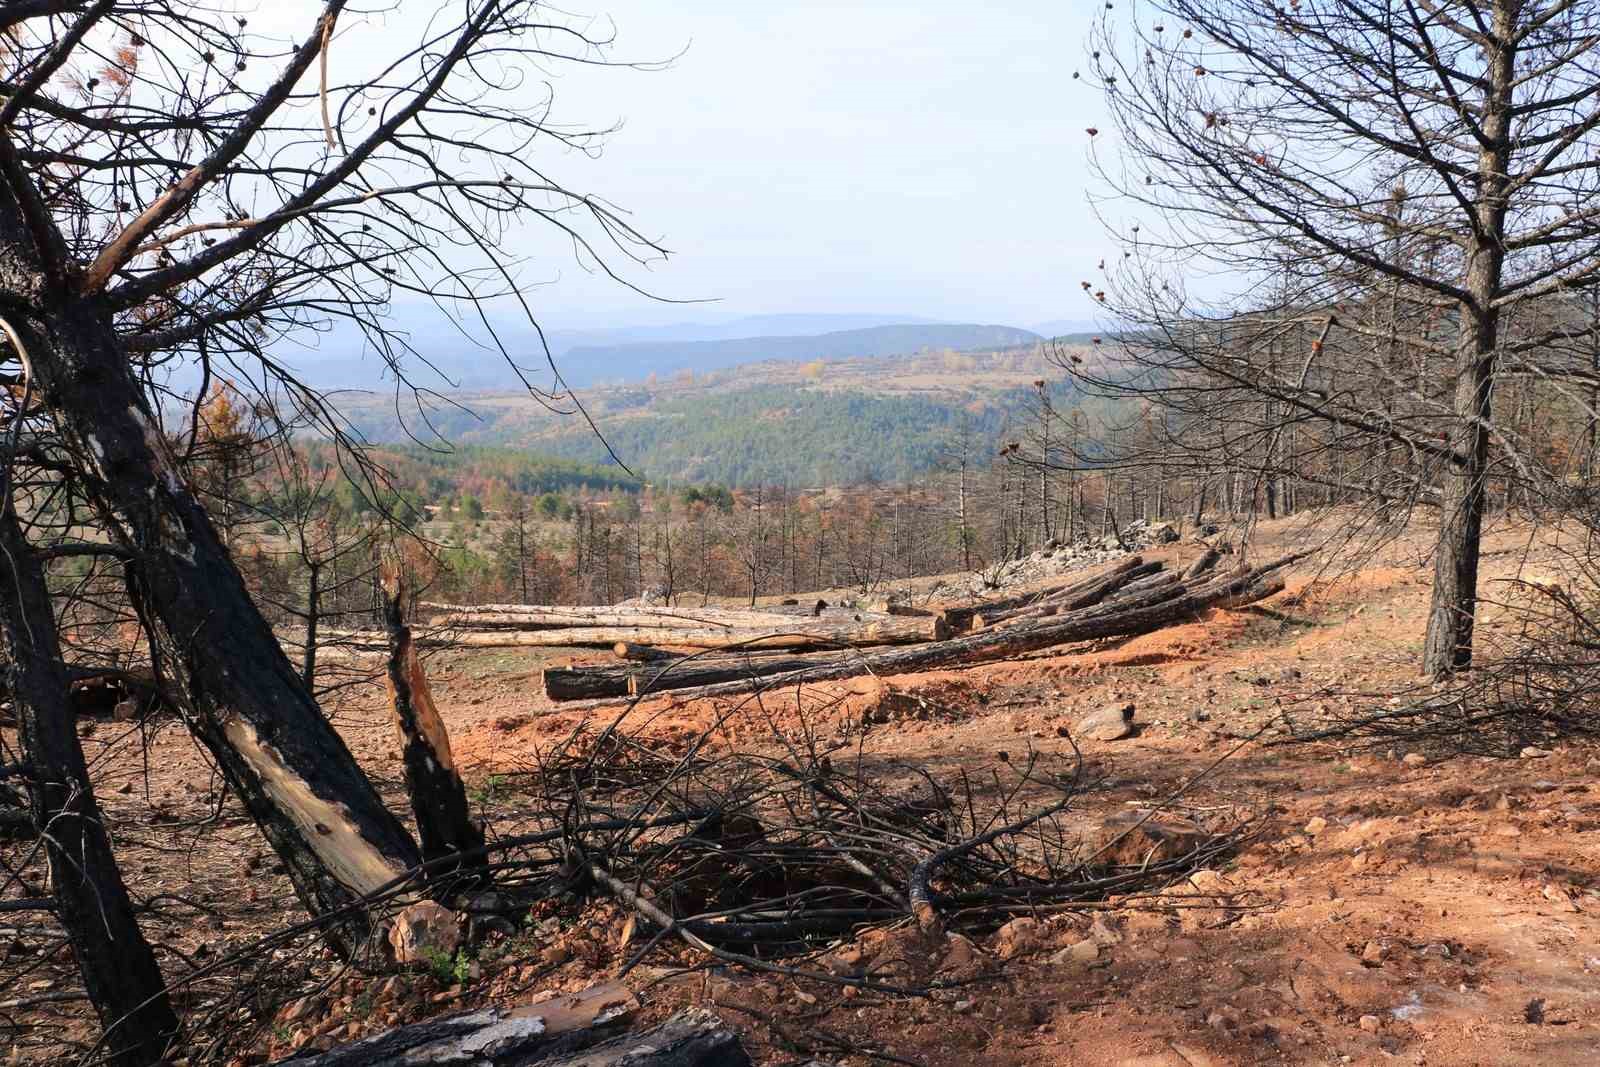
[942,556,1146,630]
[327,613,945,652]
[971,559,1160,628]
[0,280,422,958]
[380,571,486,887]
[266,989,748,1067]
[0,502,179,1065]
[1423,6,1514,679]
[542,647,859,702]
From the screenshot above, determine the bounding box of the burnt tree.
[0,497,179,1065]
[0,0,663,953]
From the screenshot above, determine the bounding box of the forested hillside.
[337,342,1106,486]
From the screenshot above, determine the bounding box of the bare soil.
[6,515,1599,1066]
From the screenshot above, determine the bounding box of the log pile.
[538,549,1303,706]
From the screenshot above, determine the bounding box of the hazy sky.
[268,1,1114,331]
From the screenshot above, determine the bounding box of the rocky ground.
[4,514,1599,1066]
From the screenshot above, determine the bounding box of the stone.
[387,901,460,966]
[1303,816,1329,836]
[1076,702,1137,742]
[1091,811,1210,865]
[938,933,980,972]
[1087,916,1123,947]
[1361,940,1389,965]
[1402,753,1427,767]
[1359,1014,1382,1033]
[1066,939,1099,963]
[1145,521,1179,544]
[1520,746,1553,759]
[993,917,1042,960]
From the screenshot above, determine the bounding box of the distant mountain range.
[264,313,1066,391]
[559,323,1043,386]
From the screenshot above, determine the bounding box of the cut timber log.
[428,605,838,630]
[555,554,1304,710]
[971,558,1159,628]
[265,1002,749,1067]
[323,612,945,652]
[942,556,1146,631]
[543,648,860,702]
[1183,547,1222,580]
[613,641,825,662]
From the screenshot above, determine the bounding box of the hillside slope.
[336,341,1105,486]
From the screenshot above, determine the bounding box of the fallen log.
[941,556,1145,631]
[554,554,1305,710]
[1182,546,1222,580]
[985,569,1183,629]
[323,612,946,653]
[543,647,862,702]
[266,980,748,1067]
[971,558,1159,628]
[426,605,844,631]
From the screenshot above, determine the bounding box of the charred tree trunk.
[0,502,179,1065]
[266,1004,748,1067]
[380,572,486,887]
[0,273,421,957]
[303,559,322,691]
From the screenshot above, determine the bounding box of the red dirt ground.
[6,515,1599,1066]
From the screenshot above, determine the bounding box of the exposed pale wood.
[381,570,486,886]
[324,613,945,652]
[940,556,1145,630]
[264,1001,748,1067]
[972,558,1158,628]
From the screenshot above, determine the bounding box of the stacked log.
[543,552,1303,709]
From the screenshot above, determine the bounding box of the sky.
[259,0,1115,333]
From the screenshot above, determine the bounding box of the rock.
[938,933,980,973]
[1520,746,1552,759]
[1359,1014,1382,1033]
[1361,940,1389,965]
[388,901,461,966]
[113,698,140,722]
[1145,521,1179,544]
[1091,811,1210,865]
[1077,702,1137,741]
[993,917,1043,960]
[1303,816,1329,836]
[1087,916,1123,947]
[1186,869,1230,895]
[1066,939,1099,963]
[1402,753,1427,767]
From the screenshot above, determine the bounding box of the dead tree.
[0,0,665,953]
[0,500,179,1065]
[380,569,486,887]
[1081,0,1600,677]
